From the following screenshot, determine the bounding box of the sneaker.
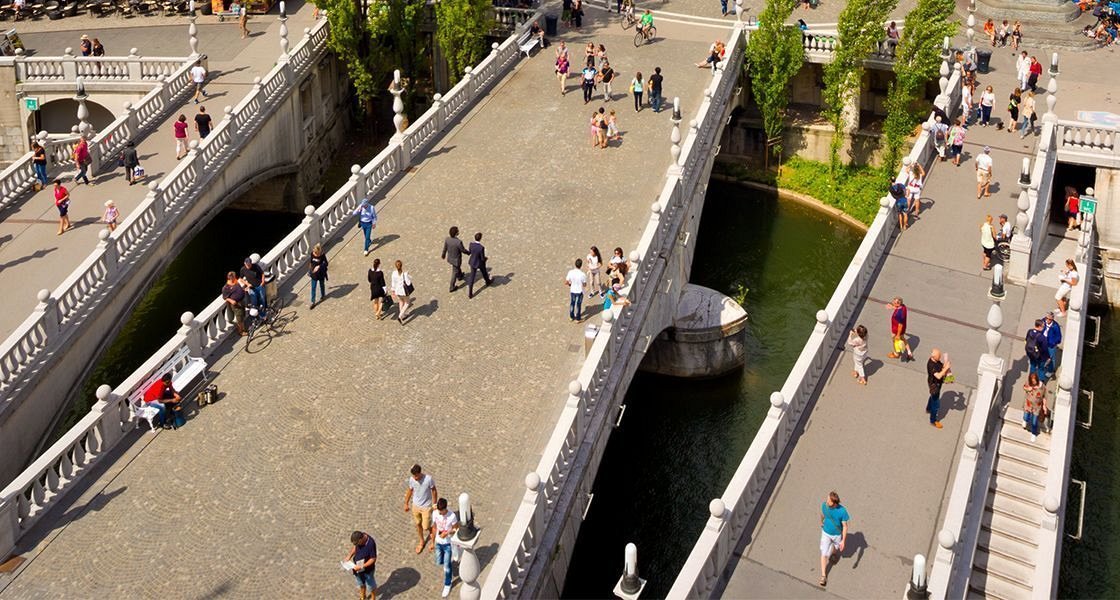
[364,249,371,256]
[1030,434,1037,442]
[932,421,943,429]
[442,585,451,598]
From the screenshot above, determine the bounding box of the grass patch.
[715,156,887,225]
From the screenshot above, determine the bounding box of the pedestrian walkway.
[0,14,717,599]
[0,13,317,340]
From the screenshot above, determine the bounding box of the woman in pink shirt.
[54,179,72,235]
[173,114,189,160]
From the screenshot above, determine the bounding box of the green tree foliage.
[822,0,897,186]
[746,0,805,162]
[880,0,957,173]
[435,0,494,86]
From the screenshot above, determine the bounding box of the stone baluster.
[279,2,290,58]
[181,311,204,359]
[349,164,367,205]
[62,47,77,80]
[1043,54,1058,124]
[523,472,545,542]
[96,228,119,278]
[303,204,321,249]
[126,48,142,81]
[965,0,976,50]
[122,101,138,139]
[567,380,585,439]
[462,66,474,96]
[93,384,125,448]
[613,543,647,599]
[0,492,20,561]
[978,302,1004,377]
[934,60,950,110]
[668,97,683,177]
[934,529,956,571]
[146,179,165,220]
[188,0,200,57]
[389,70,409,171]
[76,78,92,138]
[431,93,445,131]
[33,289,60,339]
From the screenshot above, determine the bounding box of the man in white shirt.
[566,258,588,321]
[975,146,993,199]
[1015,51,1029,92]
[430,498,460,598]
[190,60,209,104]
[997,214,1012,242]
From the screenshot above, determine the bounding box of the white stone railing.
[481,24,746,600]
[5,49,190,82]
[493,6,536,30]
[0,24,326,412]
[799,29,897,63]
[0,15,538,562]
[666,63,963,600]
[1054,120,1120,167]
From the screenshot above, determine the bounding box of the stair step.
[994,455,1047,488]
[991,472,1044,505]
[968,565,1033,600]
[997,443,1048,472]
[983,509,1040,547]
[980,527,1038,568]
[975,549,1035,590]
[989,489,1043,527]
[1000,424,1053,455]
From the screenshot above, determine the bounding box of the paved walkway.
[720,37,1099,600]
[0,10,318,340]
[0,10,717,599]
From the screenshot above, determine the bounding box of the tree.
[880,0,956,172]
[821,0,897,186]
[435,0,494,86]
[746,0,805,165]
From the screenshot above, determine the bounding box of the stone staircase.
[968,412,1051,599]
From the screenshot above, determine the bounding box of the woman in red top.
[72,137,91,185]
[1065,186,1081,230]
[173,114,189,160]
[53,179,71,235]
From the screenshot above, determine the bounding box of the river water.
[562,180,864,598]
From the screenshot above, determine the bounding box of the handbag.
[404,281,415,296]
[133,165,145,178]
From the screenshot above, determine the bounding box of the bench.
[128,354,207,432]
[517,29,541,57]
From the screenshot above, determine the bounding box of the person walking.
[847,325,868,385]
[1007,88,1021,134]
[404,464,438,554]
[926,349,951,429]
[572,0,583,28]
[79,34,92,56]
[586,246,603,297]
[190,60,209,103]
[960,82,974,126]
[599,61,615,101]
[1022,372,1046,443]
[975,146,993,199]
[979,85,995,126]
[122,141,141,185]
[1055,258,1079,315]
[607,109,620,141]
[368,258,388,320]
[931,115,948,161]
[72,137,91,185]
[980,214,997,270]
[31,142,49,190]
[581,61,597,104]
[886,297,913,361]
[891,182,909,231]
[430,498,460,598]
[948,118,967,166]
[441,226,467,293]
[238,2,249,39]
[1018,91,1036,139]
[1041,311,1062,379]
[1065,186,1081,230]
[467,232,492,299]
[631,72,644,111]
[173,114,189,159]
[53,179,71,235]
[647,66,664,113]
[353,197,378,256]
[345,531,378,600]
[308,243,328,308]
[566,258,588,321]
[222,270,248,336]
[1025,319,1049,382]
[102,200,119,231]
[818,491,849,588]
[390,260,414,324]
[1027,55,1042,92]
[195,106,213,140]
[1015,51,1030,92]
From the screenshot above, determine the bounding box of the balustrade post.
[12,47,25,81]
[1008,158,1032,283]
[978,302,1004,376]
[462,66,475,98]
[154,73,170,115]
[706,499,729,560]
[613,543,647,599]
[668,98,683,177]
[523,472,545,546]
[0,495,17,564]
[62,47,77,80]
[33,289,60,339]
[127,48,142,81]
[767,391,786,420]
[935,529,956,569]
[600,310,614,356]
[180,311,204,359]
[145,179,164,221]
[453,492,482,600]
[93,384,125,448]
[303,205,321,249]
[431,93,444,132]
[96,228,119,278]
[388,70,411,173]
[349,164,367,204]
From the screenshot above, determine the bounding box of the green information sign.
[1079,195,1097,215]
[23,97,38,111]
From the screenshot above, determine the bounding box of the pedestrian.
[931,115,948,161]
[1019,91,1036,139]
[79,34,91,56]
[589,112,601,147]
[948,118,967,166]
[240,256,267,309]
[566,258,588,321]
[960,82,974,126]
[997,213,1012,242]
[886,296,913,361]
[597,45,608,70]
[926,349,951,429]
[1065,186,1081,230]
[980,214,997,271]
[586,246,603,296]
[238,2,249,39]
[1042,311,1062,378]
[353,197,378,256]
[1022,372,1046,443]
[584,42,595,67]
[31,142,48,190]
[1025,319,1049,382]
[975,146,993,199]
[556,52,570,95]
[818,491,849,588]
[368,258,388,320]
[979,85,995,126]
[102,200,118,231]
[53,179,71,235]
[562,0,572,25]
[222,270,247,336]
[555,40,569,64]
[581,61,597,104]
[631,71,644,111]
[72,137,91,185]
[847,325,868,385]
[173,114,189,159]
[190,60,209,103]
[906,161,924,215]
[597,107,609,148]
[430,498,460,598]
[599,61,615,102]
[572,0,583,28]
[602,283,632,311]
[120,141,140,185]
[345,531,378,600]
[1055,258,1079,315]
[607,109,620,141]
[441,226,467,292]
[719,0,727,16]
[1015,51,1030,92]
[404,464,438,553]
[390,259,414,324]
[91,38,105,57]
[1027,55,1042,92]
[467,232,492,299]
[647,66,664,113]
[1007,87,1021,133]
[891,182,909,231]
[308,242,328,308]
[195,106,213,140]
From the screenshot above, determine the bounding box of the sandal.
[818,576,827,587]
[415,543,424,554]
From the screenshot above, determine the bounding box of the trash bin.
[976,49,992,74]
[545,14,558,37]
[584,323,599,355]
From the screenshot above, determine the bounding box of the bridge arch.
[30,98,115,136]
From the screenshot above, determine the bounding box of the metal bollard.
[906,554,929,599]
[613,542,647,599]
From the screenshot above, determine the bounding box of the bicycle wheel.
[634,30,644,47]
[648,26,657,41]
[621,15,633,29]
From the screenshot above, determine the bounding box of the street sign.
[1079,195,1097,215]
[23,97,38,112]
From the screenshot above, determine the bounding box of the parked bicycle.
[244,295,290,352]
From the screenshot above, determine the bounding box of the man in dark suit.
[467,232,492,299]
[441,226,467,292]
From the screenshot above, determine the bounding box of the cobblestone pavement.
[0,9,318,339]
[0,12,714,599]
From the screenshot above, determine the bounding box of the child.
[102,200,119,231]
[607,109,620,141]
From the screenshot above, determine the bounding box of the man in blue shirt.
[819,491,849,588]
[1041,312,1062,379]
[346,531,378,600]
[353,197,379,256]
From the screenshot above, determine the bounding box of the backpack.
[889,182,906,200]
[934,126,947,143]
[1025,329,1044,360]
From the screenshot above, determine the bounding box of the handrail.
[3,49,193,82]
[0,14,539,562]
[666,63,963,600]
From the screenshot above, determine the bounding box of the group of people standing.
[564,246,632,322]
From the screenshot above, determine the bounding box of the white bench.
[517,29,541,57]
[128,356,208,432]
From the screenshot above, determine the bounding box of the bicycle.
[633,25,657,47]
[621,11,637,29]
[244,295,289,352]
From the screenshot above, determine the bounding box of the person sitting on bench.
[143,373,183,430]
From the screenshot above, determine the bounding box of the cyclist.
[622,0,634,21]
[639,9,654,38]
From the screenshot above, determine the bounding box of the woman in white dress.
[847,325,868,385]
[390,259,413,324]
